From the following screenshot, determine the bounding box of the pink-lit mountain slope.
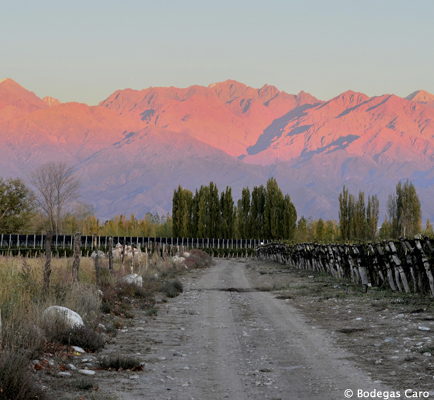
[0,78,48,122]
[99,80,320,157]
[42,96,61,107]
[1,79,434,222]
[0,100,146,174]
[406,90,434,109]
[243,90,434,168]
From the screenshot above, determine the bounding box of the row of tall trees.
[380,180,422,238]
[172,178,297,240]
[339,186,379,241]
[0,160,426,242]
[172,182,229,239]
[296,217,339,243]
[339,180,422,241]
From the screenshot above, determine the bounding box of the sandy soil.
[43,258,434,400]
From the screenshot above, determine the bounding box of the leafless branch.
[29,162,80,235]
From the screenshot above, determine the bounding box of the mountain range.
[1,77,434,224]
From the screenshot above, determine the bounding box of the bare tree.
[29,162,80,235]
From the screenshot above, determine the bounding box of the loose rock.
[43,306,84,329]
[78,369,96,376]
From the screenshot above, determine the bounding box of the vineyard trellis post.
[121,241,126,271]
[94,234,100,286]
[72,232,81,284]
[131,245,135,274]
[138,244,142,273]
[108,237,113,275]
[43,231,52,293]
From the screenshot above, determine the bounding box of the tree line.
[0,162,172,237]
[0,161,429,242]
[172,178,297,240]
[337,179,423,242]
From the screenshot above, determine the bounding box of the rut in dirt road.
[98,259,390,400]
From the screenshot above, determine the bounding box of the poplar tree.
[366,194,379,240]
[387,180,421,238]
[197,185,209,238]
[282,194,297,240]
[172,186,193,237]
[424,219,433,237]
[250,185,266,239]
[339,185,351,241]
[208,182,220,238]
[237,187,251,239]
[220,186,235,239]
[315,218,325,242]
[264,178,284,240]
[297,217,308,242]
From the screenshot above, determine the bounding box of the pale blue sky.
[2,0,433,105]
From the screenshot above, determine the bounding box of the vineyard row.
[257,237,434,298]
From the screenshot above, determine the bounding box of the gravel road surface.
[97,259,392,400]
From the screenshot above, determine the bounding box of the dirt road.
[97,259,393,400]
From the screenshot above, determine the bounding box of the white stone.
[121,273,143,287]
[72,346,86,354]
[78,369,95,375]
[43,306,84,328]
[58,371,71,377]
[172,256,186,264]
[183,252,190,258]
[418,326,431,331]
[91,250,106,258]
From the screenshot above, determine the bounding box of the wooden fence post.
[72,232,81,284]
[108,237,113,275]
[131,246,135,274]
[94,234,100,286]
[43,231,52,293]
[137,245,142,273]
[121,242,126,271]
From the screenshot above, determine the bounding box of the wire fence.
[0,233,268,256]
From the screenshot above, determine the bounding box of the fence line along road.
[257,238,434,298]
[0,233,269,252]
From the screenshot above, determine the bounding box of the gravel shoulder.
[88,258,429,400]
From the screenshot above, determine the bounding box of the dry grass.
[0,255,103,353]
[0,351,48,400]
[0,250,212,398]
